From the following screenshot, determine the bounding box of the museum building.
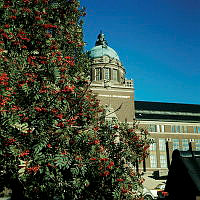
[88,32,200,171]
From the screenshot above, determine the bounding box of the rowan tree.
[0,0,151,199]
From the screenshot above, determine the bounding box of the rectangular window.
[182,139,189,151]
[171,125,182,133]
[150,155,157,168]
[159,138,166,152]
[95,68,101,81]
[113,69,118,81]
[160,155,167,168]
[104,68,110,80]
[172,139,180,150]
[176,126,180,133]
[171,125,175,133]
[195,139,200,150]
[148,125,157,132]
[184,126,188,133]
[194,126,200,133]
[180,126,184,133]
[150,143,156,151]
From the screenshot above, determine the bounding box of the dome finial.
[95,31,108,47]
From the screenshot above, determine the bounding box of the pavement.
[141,170,168,199]
[142,170,167,190]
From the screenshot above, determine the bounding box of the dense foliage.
[0,0,151,199]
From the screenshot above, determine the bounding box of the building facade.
[135,101,200,171]
[88,32,200,172]
[88,32,134,123]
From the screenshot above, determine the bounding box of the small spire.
[95,31,108,47]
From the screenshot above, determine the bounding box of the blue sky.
[81,0,200,104]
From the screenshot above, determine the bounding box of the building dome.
[88,32,120,60]
[89,45,120,60]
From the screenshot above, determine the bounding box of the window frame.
[195,139,200,150]
[150,155,157,168]
[95,68,101,81]
[159,138,166,152]
[148,124,157,132]
[172,139,180,150]
[160,154,167,168]
[104,68,110,80]
[182,139,189,151]
[150,143,156,151]
[113,69,118,81]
